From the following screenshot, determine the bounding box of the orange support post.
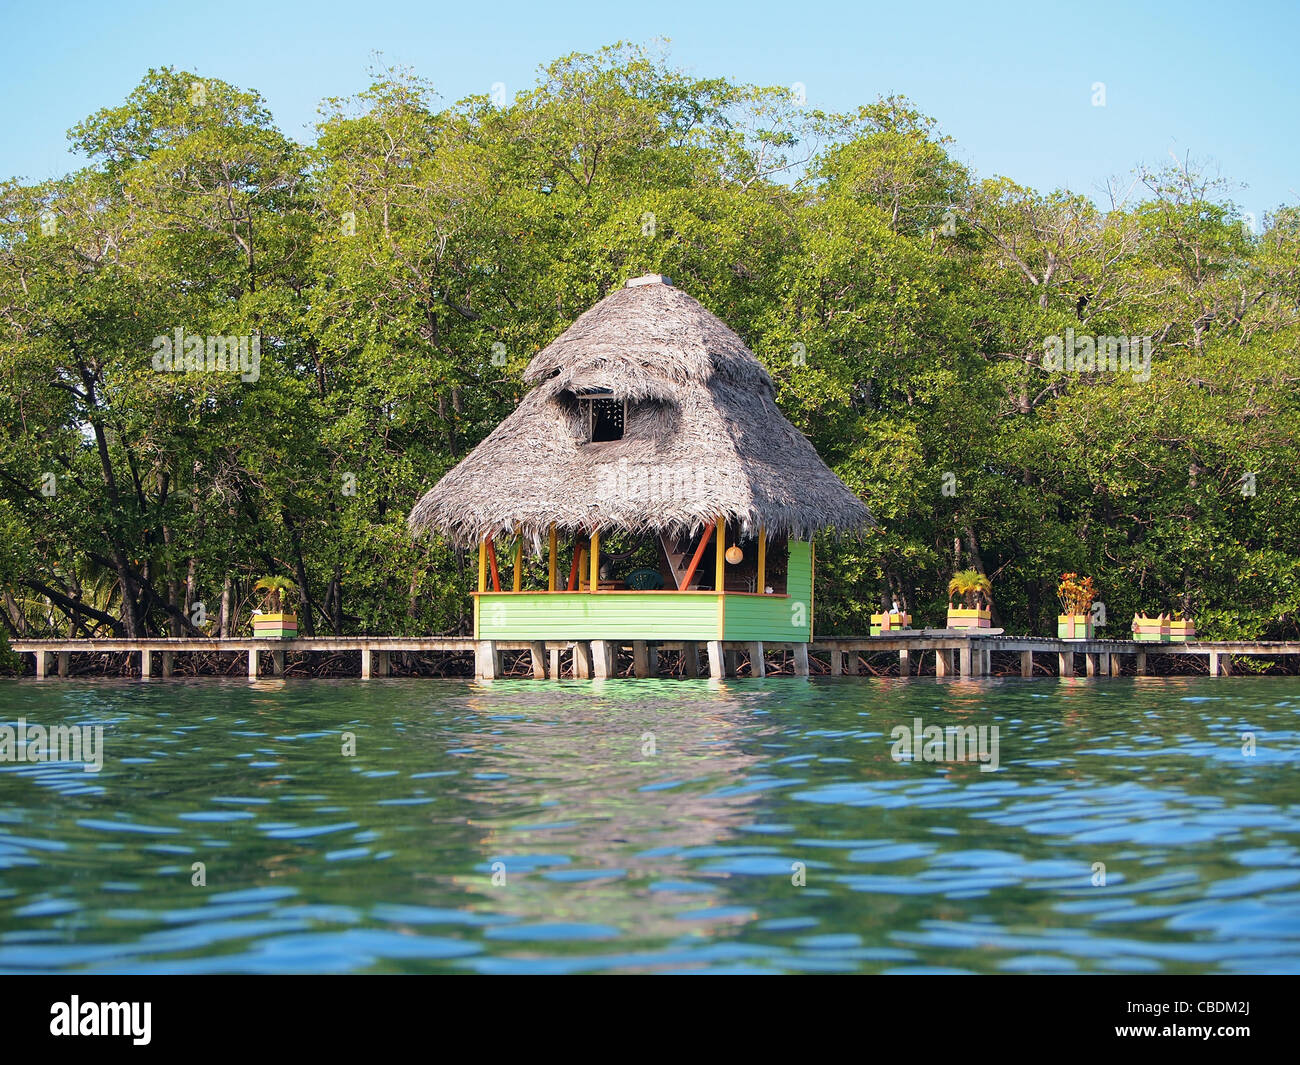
[678,523,716,591]
[485,536,501,593]
[567,535,583,591]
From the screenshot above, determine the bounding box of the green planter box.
[1057,614,1094,639]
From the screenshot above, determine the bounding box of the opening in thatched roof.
[408,275,874,548]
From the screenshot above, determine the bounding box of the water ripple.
[0,674,1296,973]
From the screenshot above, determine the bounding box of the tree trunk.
[1,593,21,637]
[163,525,182,637]
[113,551,142,637]
[963,526,1002,628]
[283,516,315,637]
[220,576,232,638]
[185,556,197,623]
[330,564,343,634]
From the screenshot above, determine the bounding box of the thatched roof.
[408,275,874,548]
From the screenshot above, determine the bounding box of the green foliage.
[0,627,19,674]
[948,569,993,609]
[1,46,1297,642]
[253,576,297,613]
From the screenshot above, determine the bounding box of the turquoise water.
[0,675,1297,974]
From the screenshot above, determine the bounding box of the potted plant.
[1057,573,1096,639]
[946,569,992,629]
[871,596,912,635]
[1131,612,1168,643]
[1168,611,1195,643]
[252,576,298,639]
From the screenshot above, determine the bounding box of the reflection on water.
[0,675,1297,973]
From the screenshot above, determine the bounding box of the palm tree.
[253,576,298,615]
[948,569,992,610]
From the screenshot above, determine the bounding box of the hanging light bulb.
[725,545,744,565]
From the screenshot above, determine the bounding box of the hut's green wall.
[475,592,722,641]
[722,540,813,642]
[474,541,814,643]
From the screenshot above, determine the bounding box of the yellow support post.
[512,530,523,593]
[589,528,600,592]
[715,516,726,592]
[477,540,487,593]
[547,526,557,592]
[757,525,766,594]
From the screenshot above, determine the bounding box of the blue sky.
[4,0,1297,221]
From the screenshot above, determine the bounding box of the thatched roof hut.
[408,275,872,549]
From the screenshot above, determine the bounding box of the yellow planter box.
[947,607,991,629]
[253,612,297,639]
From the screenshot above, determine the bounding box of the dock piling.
[591,640,616,679]
[529,642,548,679]
[473,640,498,680]
[706,641,724,679]
[681,641,699,678]
[572,642,592,679]
[793,642,809,677]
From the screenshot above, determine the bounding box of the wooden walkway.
[10,634,1300,679]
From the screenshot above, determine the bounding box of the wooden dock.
[9,634,1300,680]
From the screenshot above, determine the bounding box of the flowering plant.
[1057,573,1096,615]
